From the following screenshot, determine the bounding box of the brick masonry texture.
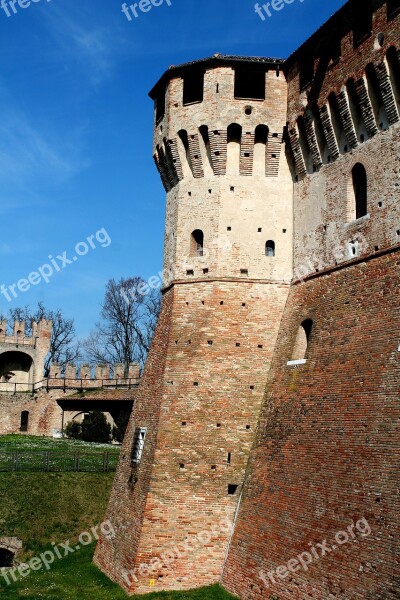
[94,280,290,594]
[95,1,400,597]
[222,250,400,600]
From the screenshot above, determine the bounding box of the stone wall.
[0,390,63,436]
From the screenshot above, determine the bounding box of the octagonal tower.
[95,55,294,595]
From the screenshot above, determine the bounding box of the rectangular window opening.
[155,89,166,123]
[183,71,204,106]
[353,0,372,47]
[234,68,265,100]
[300,56,314,89]
[388,0,400,19]
[228,484,238,495]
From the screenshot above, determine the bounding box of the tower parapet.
[149,54,293,288]
[0,320,52,391]
[285,0,400,279]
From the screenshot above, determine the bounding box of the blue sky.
[0,0,347,338]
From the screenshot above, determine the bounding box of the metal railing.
[0,450,119,473]
[0,377,140,395]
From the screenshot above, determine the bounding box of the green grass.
[0,435,237,599]
[0,435,121,473]
[0,543,236,599]
[0,472,115,557]
[0,435,120,453]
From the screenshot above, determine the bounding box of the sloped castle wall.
[222,2,400,599]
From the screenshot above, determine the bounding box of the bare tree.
[83,277,161,375]
[8,302,80,376]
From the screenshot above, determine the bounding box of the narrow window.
[388,0,400,19]
[20,411,29,432]
[155,88,166,123]
[190,230,204,257]
[300,55,314,89]
[227,123,242,175]
[353,0,372,47]
[265,241,275,257]
[352,163,368,220]
[292,319,313,361]
[183,70,204,106]
[131,427,147,465]
[234,69,265,100]
[228,484,238,495]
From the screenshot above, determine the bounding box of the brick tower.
[94,55,294,593]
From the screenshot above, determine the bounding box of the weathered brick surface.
[96,2,400,597]
[0,390,63,436]
[222,250,400,600]
[94,280,290,593]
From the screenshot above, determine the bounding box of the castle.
[94,1,400,598]
[0,319,140,436]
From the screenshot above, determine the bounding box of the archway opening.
[20,411,29,433]
[190,230,204,257]
[0,548,15,567]
[292,319,314,361]
[0,351,34,391]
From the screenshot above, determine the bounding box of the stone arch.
[386,46,400,114]
[346,162,368,221]
[20,411,29,432]
[365,63,388,130]
[198,125,214,176]
[254,124,268,176]
[190,229,204,257]
[177,129,194,177]
[0,351,34,391]
[265,240,275,257]
[227,123,242,175]
[292,319,314,361]
[346,78,368,142]
[327,92,348,153]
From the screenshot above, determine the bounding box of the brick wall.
[222,249,400,599]
[0,390,63,436]
[94,280,290,594]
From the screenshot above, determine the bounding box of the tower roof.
[149,53,284,99]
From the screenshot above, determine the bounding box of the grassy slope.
[0,436,237,599]
[0,543,235,599]
[0,435,120,453]
[0,472,115,556]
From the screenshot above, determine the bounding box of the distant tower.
[0,320,51,392]
[95,55,294,594]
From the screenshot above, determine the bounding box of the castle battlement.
[47,362,141,390]
[0,319,52,347]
